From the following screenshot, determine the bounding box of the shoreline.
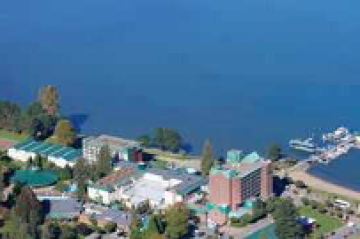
[288,169,360,200]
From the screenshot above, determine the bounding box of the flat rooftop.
[41,198,82,219]
[84,135,140,149]
[123,177,167,206]
[211,158,270,179]
[94,209,132,226]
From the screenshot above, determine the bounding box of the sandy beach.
[289,170,360,200]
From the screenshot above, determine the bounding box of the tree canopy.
[0,90,60,139]
[73,158,89,201]
[38,85,60,116]
[95,145,112,179]
[153,127,183,152]
[0,101,21,131]
[137,134,150,147]
[267,143,282,161]
[165,203,191,239]
[272,198,304,239]
[52,119,76,146]
[200,140,214,176]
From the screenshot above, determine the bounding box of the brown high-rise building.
[208,151,273,225]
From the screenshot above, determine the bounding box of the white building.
[82,135,140,163]
[7,139,81,168]
[87,162,206,209]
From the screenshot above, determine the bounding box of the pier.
[288,127,360,173]
[313,127,360,164]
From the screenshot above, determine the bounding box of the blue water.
[1,0,360,187]
[308,150,360,191]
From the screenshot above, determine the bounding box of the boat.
[289,138,317,153]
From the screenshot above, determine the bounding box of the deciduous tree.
[52,119,76,146]
[153,128,182,152]
[165,203,191,239]
[38,85,60,116]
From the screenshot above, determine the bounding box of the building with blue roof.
[7,138,81,168]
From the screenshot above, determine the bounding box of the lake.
[1,0,360,188]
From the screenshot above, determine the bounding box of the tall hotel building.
[208,150,273,225]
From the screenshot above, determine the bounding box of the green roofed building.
[226,149,244,164]
[7,138,81,168]
[11,169,58,187]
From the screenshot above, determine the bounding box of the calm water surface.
[1,0,360,188]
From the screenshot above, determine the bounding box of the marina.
[290,127,360,165]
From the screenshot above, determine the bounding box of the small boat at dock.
[289,138,318,153]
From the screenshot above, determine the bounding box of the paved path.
[327,224,360,239]
[218,217,274,238]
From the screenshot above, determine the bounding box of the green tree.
[59,165,72,181]
[272,198,304,239]
[130,210,143,239]
[251,199,267,222]
[34,154,43,169]
[137,134,150,147]
[14,186,42,223]
[267,143,282,161]
[26,156,33,170]
[153,128,182,152]
[144,215,162,237]
[38,85,60,116]
[96,145,112,179]
[165,203,191,239]
[42,222,62,239]
[59,225,77,239]
[301,197,310,206]
[200,140,214,176]
[9,186,43,239]
[0,101,21,131]
[36,114,58,139]
[52,119,76,146]
[104,222,117,233]
[0,166,5,202]
[3,209,34,239]
[74,158,88,201]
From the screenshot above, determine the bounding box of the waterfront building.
[208,151,273,225]
[87,161,206,209]
[82,135,141,163]
[7,138,81,168]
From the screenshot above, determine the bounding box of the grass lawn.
[298,206,344,238]
[310,187,360,206]
[143,148,200,161]
[0,130,28,142]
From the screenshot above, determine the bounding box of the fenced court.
[0,130,28,150]
[0,138,17,150]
